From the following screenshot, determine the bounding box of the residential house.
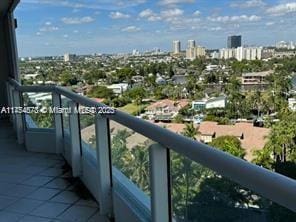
[288,98,296,111]
[198,121,270,161]
[192,96,227,111]
[241,70,272,91]
[145,99,189,121]
[107,83,129,95]
[206,96,227,109]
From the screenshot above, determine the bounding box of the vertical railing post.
[95,114,113,218]
[10,87,16,130]
[6,83,13,122]
[69,101,81,177]
[52,92,63,154]
[12,89,24,144]
[149,143,172,222]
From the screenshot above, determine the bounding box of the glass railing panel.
[170,150,296,222]
[109,120,152,197]
[79,105,96,157]
[61,96,70,136]
[22,92,54,129]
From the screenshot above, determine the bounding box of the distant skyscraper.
[186,41,206,60]
[188,40,196,48]
[227,35,242,48]
[64,53,76,62]
[173,40,181,54]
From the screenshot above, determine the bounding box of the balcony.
[1,1,296,221]
[0,119,102,222]
[2,78,295,222]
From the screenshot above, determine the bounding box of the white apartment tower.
[173,40,181,54]
[220,47,263,61]
[188,40,196,48]
[64,53,76,62]
[186,39,206,60]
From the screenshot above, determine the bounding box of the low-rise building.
[242,71,272,85]
[26,93,52,106]
[288,98,296,111]
[172,75,187,85]
[198,121,270,161]
[107,83,129,95]
[274,50,296,58]
[192,96,227,111]
[192,100,206,111]
[131,75,144,83]
[241,70,272,91]
[206,96,227,109]
[145,99,189,121]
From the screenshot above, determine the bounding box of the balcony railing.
[6,78,296,221]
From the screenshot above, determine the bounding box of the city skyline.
[16,0,296,57]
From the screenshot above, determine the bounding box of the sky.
[15,0,296,57]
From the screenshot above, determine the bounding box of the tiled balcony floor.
[0,120,104,222]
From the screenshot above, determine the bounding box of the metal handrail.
[9,79,296,212]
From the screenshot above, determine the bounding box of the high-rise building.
[186,47,196,60]
[64,53,76,62]
[276,40,295,50]
[172,40,181,54]
[196,46,206,57]
[219,48,236,60]
[227,35,242,48]
[220,46,263,61]
[188,40,196,48]
[132,49,140,56]
[186,45,206,60]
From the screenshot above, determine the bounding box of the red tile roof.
[198,121,271,161]
[146,99,189,111]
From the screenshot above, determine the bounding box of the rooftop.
[242,70,273,77]
[198,121,270,161]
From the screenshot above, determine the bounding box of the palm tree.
[176,123,197,220]
[130,144,150,193]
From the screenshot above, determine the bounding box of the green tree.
[210,136,245,159]
[125,87,146,105]
[87,86,115,100]
[60,71,78,86]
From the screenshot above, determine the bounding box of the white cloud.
[45,21,52,26]
[158,0,194,6]
[61,16,95,25]
[139,9,161,21]
[63,34,69,38]
[266,2,296,16]
[230,0,265,8]
[161,8,184,18]
[109,11,130,19]
[147,16,162,21]
[121,26,141,32]
[139,9,154,18]
[39,26,59,32]
[265,22,275,26]
[36,32,41,36]
[193,10,200,16]
[208,15,261,23]
[209,26,222,31]
[23,0,146,10]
